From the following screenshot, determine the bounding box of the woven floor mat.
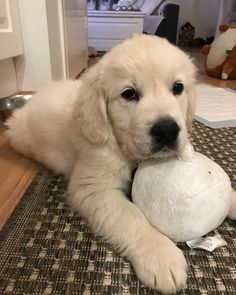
[0,121,235,294]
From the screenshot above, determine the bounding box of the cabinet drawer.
[87,13,144,50]
[88,21,142,39]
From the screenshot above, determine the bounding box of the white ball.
[132,152,232,242]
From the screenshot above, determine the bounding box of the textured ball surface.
[132,152,231,242]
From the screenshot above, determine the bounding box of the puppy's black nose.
[150,119,180,146]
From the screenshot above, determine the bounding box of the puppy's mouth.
[152,140,178,153]
[150,143,180,159]
[131,141,180,161]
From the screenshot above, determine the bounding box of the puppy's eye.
[172,82,184,95]
[121,88,139,101]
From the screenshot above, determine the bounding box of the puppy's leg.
[68,166,187,294]
[228,191,236,220]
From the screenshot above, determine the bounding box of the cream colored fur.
[5,35,236,293]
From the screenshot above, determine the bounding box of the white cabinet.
[88,10,145,51]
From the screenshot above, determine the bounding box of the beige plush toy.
[201,24,236,80]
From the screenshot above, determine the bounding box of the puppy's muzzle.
[150,118,180,151]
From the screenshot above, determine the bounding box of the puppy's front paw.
[130,231,187,294]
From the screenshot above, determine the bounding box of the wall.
[0,59,17,97]
[222,0,236,22]
[175,0,220,39]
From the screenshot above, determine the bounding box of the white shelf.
[88,10,145,18]
[88,10,145,51]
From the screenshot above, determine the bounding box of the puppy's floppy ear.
[74,62,109,145]
[186,85,196,131]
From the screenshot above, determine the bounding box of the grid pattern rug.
[0,121,235,295]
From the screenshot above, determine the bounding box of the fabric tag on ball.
[186,234,227,251]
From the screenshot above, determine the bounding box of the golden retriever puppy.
[5,35,236,293]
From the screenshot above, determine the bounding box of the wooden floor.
[0,124,38,230]
[0,48,236,230]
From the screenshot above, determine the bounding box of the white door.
[0,0,23,60]
[63,0,88,78]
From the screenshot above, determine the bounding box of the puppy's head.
[74,35,196,160]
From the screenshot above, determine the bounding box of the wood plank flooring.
[0,48,235,230]
[0,123,38,230]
